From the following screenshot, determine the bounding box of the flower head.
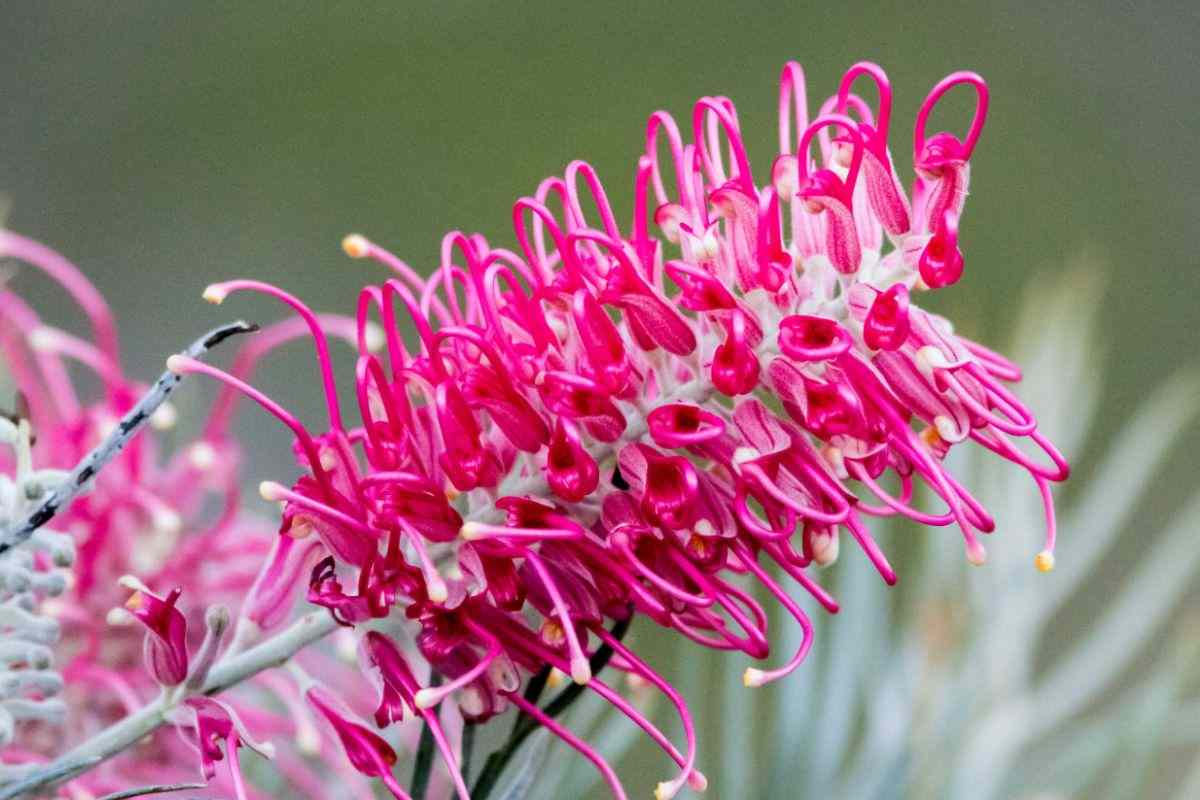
[174,59,1066,798]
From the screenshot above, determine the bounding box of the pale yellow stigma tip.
[413,688,439,710]
[117,574,151,593]
[427,580,449,604]
[655,782,677,800]
[258,481,285,502]
[362,321,386,353]
[571,659,592,686]
[743,667,765,688]
[152,508,182,535]
[342,234,370,259]
[149,401,177,431]
[27,327,58,352]
[1035,551,1056,573]
[546,667,567,689]
[201,285,227,304]
[189,442,217,470]
[459,521,484,540]
[105,607,135,626]
[296,726,322,757]
[165,354,188,375]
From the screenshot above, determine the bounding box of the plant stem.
[410,673,443,800]
[460,722,477,792]
[471,616,632,800]
[0,320,258,555]
[0,609,337,799]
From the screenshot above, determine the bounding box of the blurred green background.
[3,2,1199,798]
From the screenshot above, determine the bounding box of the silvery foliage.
[520,266,1200,800]
[0,409,73,750]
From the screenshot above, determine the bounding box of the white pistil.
[189,442,217,470]
[149,401,178,431]
[201,285,228,304]
[258,481,286,503]
[341,234,370,259]
[743,667,767,688]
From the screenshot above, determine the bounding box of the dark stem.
[0,319,258,554]
[460,721,477,795]
[410,673,443,800]
[471,615,632,800]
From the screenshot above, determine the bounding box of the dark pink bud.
[836,62,912,236]
[918,210,964,289]
[124,584,188,686]
[778,315,852,362]
[913,72,988,177]
[184,697,270,785]
[496,496,587,536]
[664,260,737,313]
[623,444,700,530]
[863,283,911,351]
[186,697,236,780]
[572,290,632,393]
[601,490,653,541]
[711,312,760,396]
[460,365,549,453]
[540,372,626,442]
[801,375,867,439]
[478,552,526,611]
[546,417,600,502]
[755,189,791,292]
[362,631,419,727]
[581,230,698,356]
[647,403,726,449]
[242,534,325,632]
[307,686,408,799]
[797,114,865,274]
[436,382,501,491]
[307,556,372,626]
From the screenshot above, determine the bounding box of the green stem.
[460,721,477,794]
[471,615,632,800]
[410,673,443,800]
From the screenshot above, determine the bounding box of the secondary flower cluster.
[176,60,1068,798]
[0,231,391,798]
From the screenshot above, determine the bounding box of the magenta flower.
[169,59,1067,798]
[121,580,189,687]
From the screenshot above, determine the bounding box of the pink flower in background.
[170,59,1068,798]
[0,232,392,798]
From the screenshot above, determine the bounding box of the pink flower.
[0,231,380,797]
[121,581,189,686]
[172,59,1067,799]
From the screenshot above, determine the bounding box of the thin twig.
[460,722,477,794]
[0,610,337,799]
[0,320,258,554]
[471,615,632,800]
[94,781,206,800]
[410,673,443,800]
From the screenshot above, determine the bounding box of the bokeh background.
[3,2,1199,798]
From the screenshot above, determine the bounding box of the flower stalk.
[0,609,338,800]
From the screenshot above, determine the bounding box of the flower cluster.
[178,60,1068,798]
[0,231,389,798]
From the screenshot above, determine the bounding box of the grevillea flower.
[169,60,1067,798]
[0,231,389,797]
[120,578,189,686]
